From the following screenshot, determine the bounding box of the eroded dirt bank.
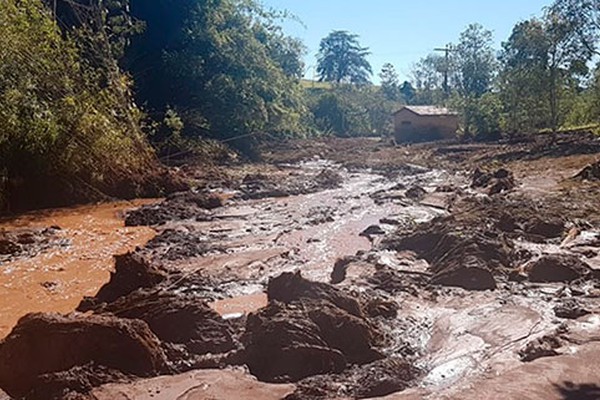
[0,133,600,399]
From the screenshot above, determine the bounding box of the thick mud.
[1,136,600,399]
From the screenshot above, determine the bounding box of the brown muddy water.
[2,160,600,400]
[0,199,158,338]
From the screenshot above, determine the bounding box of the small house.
[393,106,459,143]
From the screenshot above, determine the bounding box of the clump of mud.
[242,273,384,382]
[572,161,600,181]
[527,254,593,283]
[0,312,168,400]
[0,226,68,262]
[124,191,221,226]
[79,252,168,306]
[471,167,516,195]
[285,357,420,399]
[381,215,511,290]
[240,271,420,394]
[239,169,343,200]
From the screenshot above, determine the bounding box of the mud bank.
[1,137,600,399]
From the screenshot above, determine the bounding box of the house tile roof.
[394,106,457,116]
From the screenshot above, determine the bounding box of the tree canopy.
[317,31,372,84]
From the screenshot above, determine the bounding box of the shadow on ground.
[556,382,600,400]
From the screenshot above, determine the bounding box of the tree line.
[410,0,600,139]
[1,0,599,211]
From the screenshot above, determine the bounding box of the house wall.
[393,110,459,143]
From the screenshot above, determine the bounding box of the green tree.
[410,54,447,105]
[454,24,498,137]
[500,14,593,132]
[399,81,416,104]
[307,85,394,137]
[379,63,400,101]
[549,0,600,56]
[316,30,372,84]
[123,0,308,156]
[0,0,157,212]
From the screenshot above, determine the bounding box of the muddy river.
[1,160,599,400]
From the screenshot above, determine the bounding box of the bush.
[0,0,159,212]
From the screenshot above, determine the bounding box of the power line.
[434,44,456,96]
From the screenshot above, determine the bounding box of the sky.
[261,0,551,83]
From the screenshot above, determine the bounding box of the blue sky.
[261,0,551,83]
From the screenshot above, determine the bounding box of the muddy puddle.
[1,158,600,400]
[0,199,158,338]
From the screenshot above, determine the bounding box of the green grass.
[301,79,333,89]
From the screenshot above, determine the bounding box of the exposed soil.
[1,133,600,399]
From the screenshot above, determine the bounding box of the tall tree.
[379,63,400,101]
[399,81,416,104]
[410,54,447,105]
[122,0,308,155]
[454,24,496,98]
[453,24,498,136]
[500,14,593,132]
[316,30,372,84]
[549,0,600,56]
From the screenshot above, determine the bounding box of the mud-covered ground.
[1,133,600,400]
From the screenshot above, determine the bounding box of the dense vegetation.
[0,0,158,212]
[1,0,600,212]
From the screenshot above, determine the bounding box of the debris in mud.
[331,256,357,284]
[527,254,592,283]
[381,216,512,290]
[314,169,344,189]
[0,312,168,399]
[239,168,343,200]
[242,298,382,383]
[360,225,386,239]
[285,357,420,400]
[81,289,238,358]
[0,238,20,255]
[141,228,221,261]
[306,206,336,225]
[79,252,168,307]
[0,226,67,262]
[367,265,429,296]
[554,299,590,319]
[405,185,427,201]
[471,167,516,195]
[124,191,217,226]
[519,334,562,362]
[524,217,565,239]
[572,161,600,181]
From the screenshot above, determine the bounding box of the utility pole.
[434,44,454,97]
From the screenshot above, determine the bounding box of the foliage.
[122,0,309,157]
[410,54,448,105]
[316,31,373,84]
[0,0,156,212]
[306,85,396,137]
[379,63,401,101]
